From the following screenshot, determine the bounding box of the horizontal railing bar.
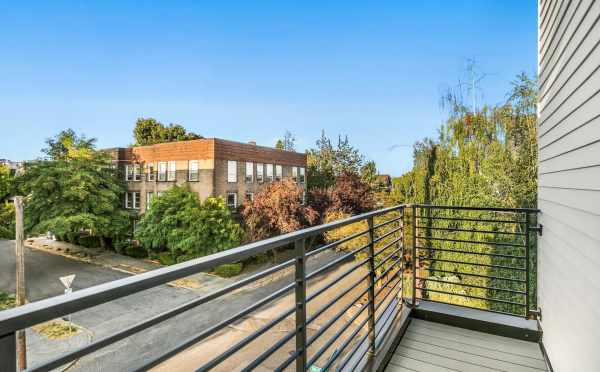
[375,275,403,312]
[419,288,526,307]
[306,243,370,280]
[417,298,525,317]
[424,257,526,271]
[373,227,403,244]
[416,235,526,248]
[306,258,369,303]
[275,349,300,372]
[374,297,401,340]
[414,204,540,213]
[375,268,403,298]
[133,282,296,371]
[306,299,371,367]
[305,286,370,349]
[416,277,526,295]
[28,258,296,372]
[306,228,369,258]
[242,328,297,372]
[417,215,524,224]
[337,325,370,371]
[320,312,370,372]
[416,246,526,259]
[197,305,297,371]
[416,225,526,236]
[374,236,403,258]
[306,274,369,326]
[373,216,402,230]
[0,205,404,336]
[374,244,404,272]
[424,267,526,283]
[374,256,403,284]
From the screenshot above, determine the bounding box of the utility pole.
[14,196,27,371]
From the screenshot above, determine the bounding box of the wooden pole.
[14,196,27,371]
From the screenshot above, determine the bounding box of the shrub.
[135,185,242,261]
[158,252,176,266]
[77,235,102,248]
[214,263,243,278]
[125,244,148,259]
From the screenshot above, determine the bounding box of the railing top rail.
[412,204,540,213]
[0,204,404,336]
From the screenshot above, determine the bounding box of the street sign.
[59,274,76,289]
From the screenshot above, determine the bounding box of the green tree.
[275,130,296,151]
[135,185,242,262]
[392,72,538,315]
[133,117,203,146]
[306,131,368,189]
[0,165,15,239]
[43,129,96,160]
[360,160,378,189]
[17,132,131,247]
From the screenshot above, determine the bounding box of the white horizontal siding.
[538,1,600,371]
[538,139,600,174]
[539,0,598,98]
[539,165,600,190]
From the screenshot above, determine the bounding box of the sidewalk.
[26,237,232,292]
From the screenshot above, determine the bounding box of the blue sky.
[0,1,537,176]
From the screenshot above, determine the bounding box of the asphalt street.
[0,240,127,301]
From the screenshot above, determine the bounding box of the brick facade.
[109,138,307,212]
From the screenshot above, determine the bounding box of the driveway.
[0,239,347,371]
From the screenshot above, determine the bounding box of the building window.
[125,192,141,210]
[245,162,254,183]
[133,164,141,181]
[125,165,134,181]
[189,160,199,181]
[245,192,254,203]
[299,167,306,183]
[146,192,154,210]
[256,163,264,183]
[292,166,298,182]
[147,163,156,181]
[275,165,282,181]
[167,161,177,181]
[227,160,237,183]
[227,192,237,209]
[158,162,167,181]
[157,191,163,198]
[266,164,274,182]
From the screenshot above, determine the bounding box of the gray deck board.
[385,319,548,372]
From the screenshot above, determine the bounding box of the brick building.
[107,138,307,212]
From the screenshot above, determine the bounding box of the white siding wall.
[538,1,600,371]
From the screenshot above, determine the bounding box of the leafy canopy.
[43,129,96,160]
[307,130,373,189]
[133,117,202,146]
[135,185,242,261]
[17,131,131,243]
[241,179,317,242]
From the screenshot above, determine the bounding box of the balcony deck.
[385,318,547,372]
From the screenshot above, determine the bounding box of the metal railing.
[0,204,539,371]
[409,204,539,317]
[0,206,405,372]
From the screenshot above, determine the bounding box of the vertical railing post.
[525,212,531,318]
[294,238,307,371]
[366,216,376,357]
[0,332,17,372]
[411,205,417,307]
